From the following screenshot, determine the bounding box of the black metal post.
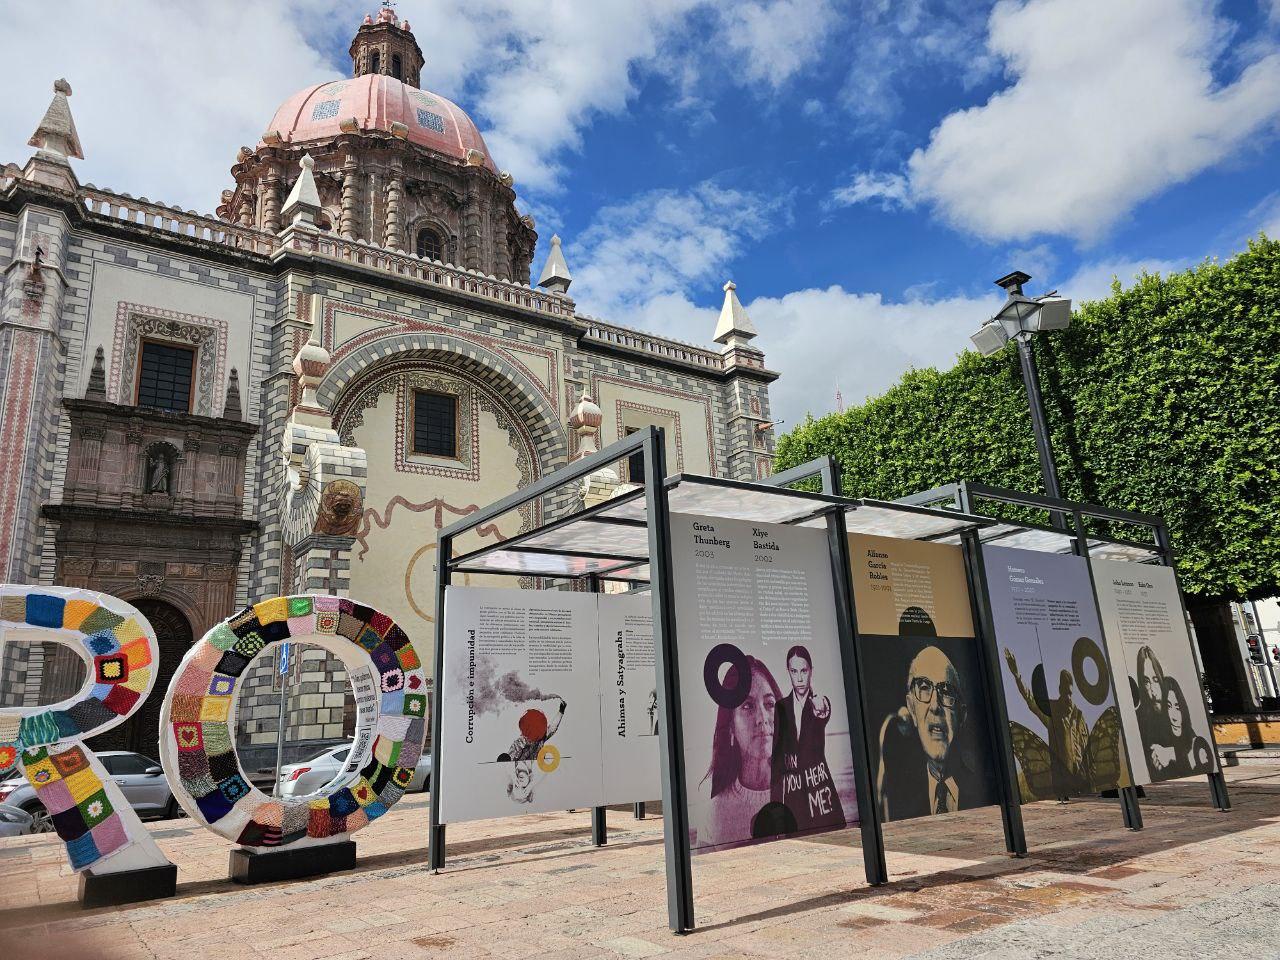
[1071,509,1143,830]
[1015,337,1061,502]
[1152,520,1231,812]
[588,573,608,847]
[1014,336,1068,530]
[824,470,889,886]
[634,802,646,819]
[645,428,696,933]
[961,528,1028,857]
[427,529,452,871]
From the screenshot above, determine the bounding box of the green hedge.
[775,239,1280,604]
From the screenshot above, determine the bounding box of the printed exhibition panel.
[439,588,604,822]
[669,513,860,855]
[437,588,658,823]
[597,594,662,806]
[849,534,1000,822]
[1091,559,1217,781]
[985,546,1134,801]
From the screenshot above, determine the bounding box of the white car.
[0,804,34,837]
[0,751,179,832]
[278,743,431,799]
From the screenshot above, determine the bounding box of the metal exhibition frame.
[900,481,1232,818]
[426,430,999,933]
[763,460,1028,861]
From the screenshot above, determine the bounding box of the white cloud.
[569,175,1197,426]
[567,180,788,328]
[838,0,996,125]
[426,0,706,192]
[754,254,1190,424]
[829,171,911,209]
[1,0,843,210]
[834,0,1280,243]
[721,0,837,88]
[1061,256,1189,305]
[0,0,340,213]
[1248,190,1280,238]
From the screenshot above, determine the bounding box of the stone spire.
[28,79,83,161]
[281,154,322,227]
[537,234,572,294]
[713,280,758,348]
[23,79,82,192]
[223,368,243,420]
[85,346,106,400]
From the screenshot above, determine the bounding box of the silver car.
[278,742,431,799]
[0,803,34,837]
[0,750,179,833]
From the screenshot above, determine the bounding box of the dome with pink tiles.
[261,74,497,174]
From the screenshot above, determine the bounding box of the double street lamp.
[970,271,1073,507]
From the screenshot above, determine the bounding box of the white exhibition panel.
[597,594,661,806]
[438,587,658,824]
[1091,560,1218,781]
[667,513,861,855]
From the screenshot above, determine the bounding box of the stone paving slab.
[1,767,1279,959]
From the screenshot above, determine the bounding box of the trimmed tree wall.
[776,238,1280,607]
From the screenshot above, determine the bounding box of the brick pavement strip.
[1,768,1280,959]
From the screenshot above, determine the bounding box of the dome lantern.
[350,5,424,88]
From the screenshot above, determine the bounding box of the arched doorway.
[89,598,193,762]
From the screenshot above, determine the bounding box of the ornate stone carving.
[136,574,165,596]
[316,478,363,537]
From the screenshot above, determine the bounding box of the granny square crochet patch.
[93,653,129,684]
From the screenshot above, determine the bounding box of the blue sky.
[3,0,1279,427]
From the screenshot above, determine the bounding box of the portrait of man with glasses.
[874,642,994,820]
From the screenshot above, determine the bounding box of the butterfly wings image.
[1008,706,1125,802]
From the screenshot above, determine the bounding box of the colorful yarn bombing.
[18,744,131,869]
[167,595,427,847]
[0,591,153,774]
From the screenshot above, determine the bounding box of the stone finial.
[85,346,106,400]
[568,391,602,459]
[28,78,83,161]
[537,234,573,294]
[223,368,243,420]
[281,153,322,228]
[714,280,758,348]
[292,298,332,413]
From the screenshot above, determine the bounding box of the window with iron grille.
[412,390,457,457]
[416,227,443,261]
[136,341,195,413]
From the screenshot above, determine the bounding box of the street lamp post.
[970,271,1073,522]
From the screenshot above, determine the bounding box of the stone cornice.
[63,397,260,439]
[41,503,260,534]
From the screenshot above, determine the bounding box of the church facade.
[0,8,777,766]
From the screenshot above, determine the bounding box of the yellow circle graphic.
[537,744,560,772]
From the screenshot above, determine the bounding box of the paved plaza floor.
[2,765,1279,959]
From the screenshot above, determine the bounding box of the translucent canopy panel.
[984,525,1079,553]
[601,564,650,583]
[594,475,844,526]
[1088,541,1161,563]
[452,548,644,578]
[841,499,989,539]
[518,517,651,559]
